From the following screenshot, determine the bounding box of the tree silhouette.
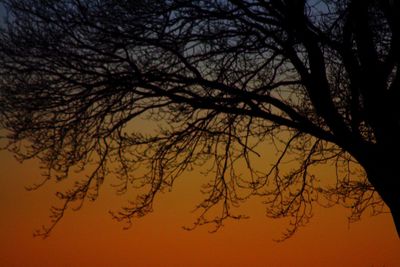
[0,0,399,239]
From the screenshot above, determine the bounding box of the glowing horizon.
[0,145,399,267]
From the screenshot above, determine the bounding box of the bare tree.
[0,0,399,239]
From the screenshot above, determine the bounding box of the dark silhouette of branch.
[0,0,399,239]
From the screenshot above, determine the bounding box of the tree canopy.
[0,0,399,239]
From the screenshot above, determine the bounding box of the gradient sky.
[0,4,398,266]
[0,142,399,267]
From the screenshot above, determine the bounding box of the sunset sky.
[0,1,400,267]
[0,144,399,267]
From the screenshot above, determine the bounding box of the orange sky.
[0,145,399,267]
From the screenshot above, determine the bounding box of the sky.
[0,2,399,267]
[0,144,399,267]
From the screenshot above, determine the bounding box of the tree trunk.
[364,158,400,237]
[374,178,400,237]
[385,194,400,237]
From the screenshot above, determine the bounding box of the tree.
[0,0,399,239]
